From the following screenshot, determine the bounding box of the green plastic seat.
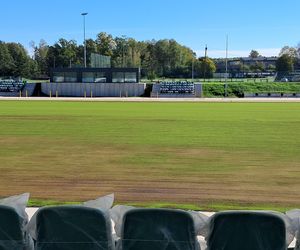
[0,205,26,250]
[35,206,114,250]
[121,208,199,250]
[207,211,286,250]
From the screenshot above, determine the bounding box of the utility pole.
[192,58,194,80]
[204,45,207,81]
[225,35,229,97]
[122,35,126,67]
[81,12,88,68]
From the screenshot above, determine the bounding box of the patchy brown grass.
[1,136,300,208]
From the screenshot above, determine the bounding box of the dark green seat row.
[0,205,292,250]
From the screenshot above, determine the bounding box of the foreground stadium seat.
[0,205,29,249]
[35,206,114,250]
[120,208,200,250]
[206,211,286,250]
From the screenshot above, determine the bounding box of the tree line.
[0,32,216,79]
[0,32,299,79]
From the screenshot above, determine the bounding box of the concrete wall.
[41,83,146,97]
[194,83,202,97]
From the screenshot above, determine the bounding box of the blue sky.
[1,0,299,58]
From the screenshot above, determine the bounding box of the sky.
[1,0,299,58]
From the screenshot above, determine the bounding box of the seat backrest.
[121,208,198,250]
[36,206,113,250]
[0,205,24,250]
[207,211,286,250]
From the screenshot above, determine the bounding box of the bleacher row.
[1,193,300,250]
[159,81,195,94]
[0,80,24,92]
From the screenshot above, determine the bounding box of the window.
[94,72,106,83]
[82,72,94,83]
[64,72,77,82]
[53,72,64,82]
[112,72,124,83]
[125,72,137,83]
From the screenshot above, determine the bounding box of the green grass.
[202,82,300,97]
[142,78,300,97]
[1,101,300,211]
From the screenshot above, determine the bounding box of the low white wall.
[42,83,146,97]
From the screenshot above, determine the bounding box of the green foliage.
[279,46,298,59]
[249,61,265,72]
[0,42,15,76]
[276,54,294,72]
[147,71,156,81]
[194,57,216,78]
[203,82,300,97]
[0,32,200,78]
[203,83,225,97]
[31,39,49,75]
[96,32,116,57]
[3,34,300,80]
[249,50,260,58]
[267,64,276,71]
[0,42,36,77]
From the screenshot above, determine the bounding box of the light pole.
[122,35,127,67]
[81,12,88,68]
[192,58,194,80]
[204,45,207,81]
[225,35,228,97]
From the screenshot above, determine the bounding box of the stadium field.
[0,101,300,211]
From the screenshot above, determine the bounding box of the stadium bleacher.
[0,79,24,92]
[159,81,195,94]
[1,193,299,249]
[151,81,202,97]
[0,79,26,97]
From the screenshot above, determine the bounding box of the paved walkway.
[1,96,300,102]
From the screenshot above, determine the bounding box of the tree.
[250,61,265,72]
[46,39,79,68]
[140,41,158,78]
[267,64,276,72]
[242,64,251,73]
[6,42,31,77]
[0,42,15,76]
[279,46,298,58]
[95,32,116,57]
[276,54,294,72]
[32,39,49,75]
[249,50,260,58]
[1,31,211,79]
[195,57,216,78]
[297,43,300,58]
